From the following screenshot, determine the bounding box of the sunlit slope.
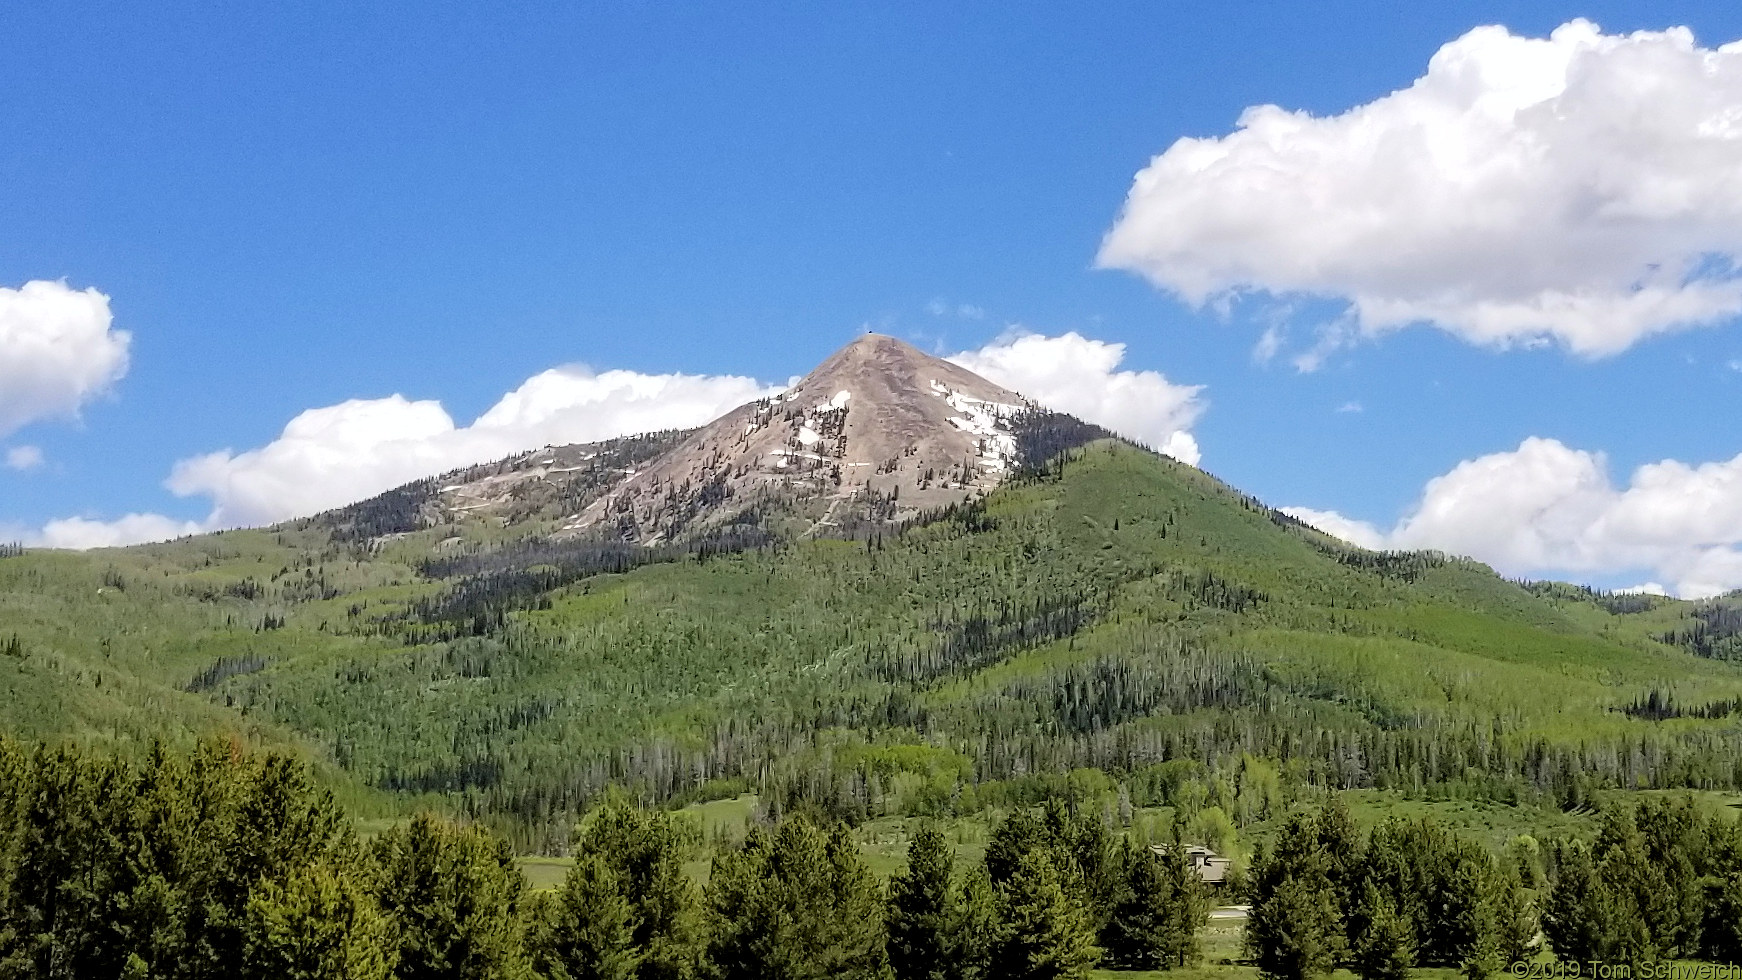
[0,529,415,823]
[3,441,1740,840]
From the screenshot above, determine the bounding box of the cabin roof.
[1148,843,1231,883]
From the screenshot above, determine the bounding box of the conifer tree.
[1542,840,1607,964]
[1546,807,1679,967]
[240,859,396,980]
[1042,800,1120,931]
[1245,812,1346,980]
[0,738,362,980]
[371,814,530,980]
[210,751,354,975]
[1351,884,1413,980]
[1358,818,1426,951]
[1544,822,1663,969]
[1162,843,1210,968]
[1105,840,1204,970]
[1634,796,1705,956]
[952,868,1000,980]
[1313,798,1364,923]
[985,810,1046,887]
[533,853,639,980]
[565,797,700,980]
[987,803,1119,937]
[1440,847,1498,974]
[1357,815,1510,971]
[1702,817,1742,964]
[991,850,1100,980]
[1491,871,1537,968]
[0,745,136,980]
[887,824,956,980]
[1702,872,1742,965]
[703,816,886,980]
[1460,935,1502,980]
[1105,842,1164,969]
[118,742,208,975]
[1248,872,1345,980]
[1587,808,1662,967]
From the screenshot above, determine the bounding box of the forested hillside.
[4,435,1741,853]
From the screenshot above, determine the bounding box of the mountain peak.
[842,330,898,349]
[405,334,1045,543]
[830,331,917,358]
[559,334,1030,541]
[804,333,947,382]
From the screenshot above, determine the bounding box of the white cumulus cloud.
[5,446,44,471]
[1287,436,1742,598]
[948,331,1206,465]
[166,365,784,528]
[1099,20,1742,357]
[35,513,203,550]
[0,280,131,436]
[1280,506,1388,551]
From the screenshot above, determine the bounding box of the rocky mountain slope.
[336,334,1034,545]
[567,333,1029,541]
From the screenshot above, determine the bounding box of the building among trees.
[1150,844,1231,887]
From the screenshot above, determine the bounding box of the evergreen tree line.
[1244,799,1742,980]
[1321,549,1450,584]
[1516,580,1662,617]
[546,795,1209,980]
[1541,797,1742,967]
[0,739,1212,980]
[1656,598,1742,663]
[498,792,1214,980]
[1245,800,1533,980]
[406,525,778,635]
[324,479,439,542]
[1621,688,1740,721]
[288,651,1742,849]
[182,652,271,694]
[0,737,473,980]
[1006,410,1118,481]
[871,588,1116,683]
[319,431,687,545]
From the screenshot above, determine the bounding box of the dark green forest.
[4,740,1739,979]
[1244,798,1742,980]
[0,739,1209,980]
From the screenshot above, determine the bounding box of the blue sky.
[7,2,1742,595]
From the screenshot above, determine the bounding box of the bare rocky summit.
[570,333,1029,541]
[344,334,1040,544]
